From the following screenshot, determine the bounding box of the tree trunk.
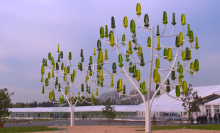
[145,103,151,133]
[70,104,75,126]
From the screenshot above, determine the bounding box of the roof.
[197,93,220,104]
[144,85,220,112]
[8,105,142,113]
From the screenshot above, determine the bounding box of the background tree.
[102,98,116,120]
[91,3,200,133]
[126,90,144,105]
[181,85,202,128]
[30,101,38,107]
[121,90,154,105]
[10,101,53,108]
[76,97,99,106]
[25,104,30,108]
[98,90,154,105]
[0,88,14,122]
[99,91,121,105]
[12,103,22,108]
[37,101,53,107]
[9,103,13,108]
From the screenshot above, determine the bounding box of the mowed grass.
[137,125,220,131]
[33,119,51,122]
[0,126,65,132]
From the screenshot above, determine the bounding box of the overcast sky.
[0,0,220,103]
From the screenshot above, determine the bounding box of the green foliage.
[132,65,137,78]
[130,20,136,33]
[137,125,220,131]
[123,16,128,28]
[155,37,161,51]
[118,54,123,67]
[100,27,104,38]
[171,69,176,80]
[0,126,65,132]
[172,13,176,25]
[176,85,180,97]
[60,51,63,58]
[122,34,126,44]
[162,11,168,24]
[102,98,116,120]
[33,119,51,122]
[155,58,160,69]
[91,92,94,103]
[136,3,141,15]
[68,52,72,60]
[153,69,158,82]
[156,25,160,36]
[104,49,108,60]
[122,85,126,96]
[194,59,199,71]
[41,65,45,75]
[155,84,160,95]
[112,62,117,73]
[111,16,116,29]
[117,78,123,92]
[181,86,202,128]
[127,41,133,54]
[166,79,170,92]
[42,86,45,94]
[139,53,145,66]
[0,88,14,121]
[181,14,186,25]
[139,81,146,94]
[144,14,149,27]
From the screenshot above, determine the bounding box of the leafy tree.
[25,104,30,108]
[0,88,14,122]
[102,98,116,120]
[21,102,25,108]
[124,90,154,105]
[12,104,22,108]
[37,101,53,107]
[10,101,54,108]
[99,91,121,105]
[181,86,202,128]
[98,90,154,105]
[9,103,13,108]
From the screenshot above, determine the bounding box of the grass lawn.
[2,120,29,123]
[0,126,65,132]
[137,125,220,131]
[33,119,52,122]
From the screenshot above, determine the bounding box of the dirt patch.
[32,126,220,133]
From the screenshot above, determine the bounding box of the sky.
[0,0,220,103]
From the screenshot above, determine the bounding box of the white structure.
[146,84,220,120]
[9,85,220,121]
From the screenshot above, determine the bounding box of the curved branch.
[150,47,180,109]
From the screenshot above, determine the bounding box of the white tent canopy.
[9,85,220,113]
[9,105,142,113]
[140,85,220,112]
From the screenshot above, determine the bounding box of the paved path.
[4,120,144,127]
[4,119,218,127]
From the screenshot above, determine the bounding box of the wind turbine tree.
[92,3,200,133]
[40,45,96,126]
